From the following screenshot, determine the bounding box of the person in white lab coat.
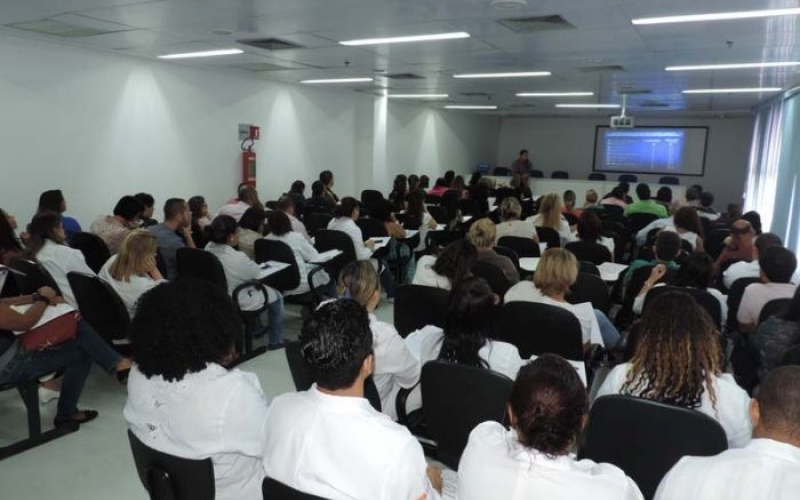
[655,366,800,500]
[338,260,419,419]
[457,354,643,500]
[262,300,442,500]
[124,280,269,500]
[597,291,752,448]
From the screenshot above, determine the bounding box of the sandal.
[54,409,99,428]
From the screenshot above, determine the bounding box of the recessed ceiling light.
[491,0,528,10]
[453,71,551,78]
[632,8,800,25]
[517,92,594,97]
[388,94,449,99]
[340,32,470,46]
[445,105,498,110]
[300,77,374,84]
[666,62,800,71]
[158,48,243,59]
[682,87,782,94]
[555,103,620,108]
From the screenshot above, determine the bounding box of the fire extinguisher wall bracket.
[240,137,255,152]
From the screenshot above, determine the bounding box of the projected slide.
[593,127,708,176]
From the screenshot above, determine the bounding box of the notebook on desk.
[314,249,342,263]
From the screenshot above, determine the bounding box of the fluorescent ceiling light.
[158,48,243,59]
[453,71,550,78]
[445,105,498,110]
[340,31,469,46]
[632,8,800,25]
[666,62,800,71]
[682,87,782,94]
[517,92,594,97]
[388,94,449,99]
[555,103,620,109]
[301,77,374,84]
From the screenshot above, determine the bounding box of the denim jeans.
[0,320,121,420]
[594,309,621,348]
[379,262,397,298]
[247,295,285,347]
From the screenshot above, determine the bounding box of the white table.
[519,258,628,283]
[258,261,291,279]
[486,177,686,203]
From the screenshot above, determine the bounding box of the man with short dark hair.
[624,183,668,218]
[263,300,442,500]
[738,246,798,333]
[655,366,800,499]
[685,185,702,207]
[697,191,720,221]
[134,192,157,227]
[276,196,309,240]
[722,231,781,288]
[305,180,336,215]
[90,195,144,253]
[147,198,195,280]
[625,230,682,284]
[510,149,532,179]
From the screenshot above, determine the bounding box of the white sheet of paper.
[539,242,548,254]
[435,224,447,231]
[404,230,419,239]
[258,260,291,279]
[519,257,540,272]
[597,262,629,282]
[372,237,391,251]
[313,249,342,263]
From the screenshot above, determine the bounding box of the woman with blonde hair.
[338,261,420,420]
[469,218,519,285]
[99,229,166,318]
[495,197,538,242]
[528,193,574,245]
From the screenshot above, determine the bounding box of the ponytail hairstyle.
[438,277,497,368]
[334,197,360,219]
[24,212,64,259]
[205,215,238,244]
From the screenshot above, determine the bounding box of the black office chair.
[262,477,330,500]
[618,174,638,183]
[705,228,731,261]
[359,189,384,211]
[562,212,578,227]
[759,298,792,324]
[69,232,111,274]
[394,285,449,337]
[7,258,60,295]
[644,286,722,328]
[421,361,513,470]
[355,217,388,240]
[254,239,326,306]
[313,229,358,283]
[492,166,510,176]
[427,206,447,224]
[471,261,512,298]
[659,176,680,185]
[617,264,677,327]
[599,204,625,217]
[627,213,660,235]
[67,272,130,344]
[579,395,728,500]
[726,277,760,329]
[497,236,540,258]
[588,173,606,181]
[551,170,569,179]
[530,169,544,178]
[128,430,215,500]
[780,344,800,366]
[565,241,611,265]
[578,260,601,277]
[493,246,520,274]
[499,302,584,360]
[535,227,561,249]
[568,272,610,314]
[303,213,333,237]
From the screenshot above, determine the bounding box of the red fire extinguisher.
[240,125,259,186]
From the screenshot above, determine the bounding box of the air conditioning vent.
[459,92,493,98]
[237,38,304,50]
[639,101,671,108]
[5,19,124,38]
[509,103,538,108]
[498,14,576,33]
[618,88,651,95]
[228,62,308,72]
[384,73,425,80]
[580,64,625,73]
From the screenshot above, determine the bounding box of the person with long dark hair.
[404,189,437,252]
[667,206,705,251]
[89,195,144,253]
[0,208,22,265]
[413,238,477,290]
[576,209,614,258]
[319,170,338,203]
[458,355,643,500]
[37,189,82,238]
[597,292,752,447]
[388,174,408,212]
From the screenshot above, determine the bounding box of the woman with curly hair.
[457,354,643,500]
[597,291,752,447]
[124,279,268,500]
[412,238,478,290]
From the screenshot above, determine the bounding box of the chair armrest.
[232,280,271,314]
[307,266,327,305]
[395,382,420,425]
[588,366,611,404]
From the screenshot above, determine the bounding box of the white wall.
[497,116,755,207]
[0,32,497,228]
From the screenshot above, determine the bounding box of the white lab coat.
[327,217,373,261]
[205,242,279,310]
[264,232,331,296]
[36,239,95,307]
[98,254,165,318]
[369,314,421,420]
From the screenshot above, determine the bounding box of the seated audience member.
[697,191,720,221]
[0,208,22,265]
[562,190,582,218]
[721,230,778,288]
[388,174,408,212]
[505,248,616,347]
[328,197,397,299]
[1,286,131,426]
[625,230,682,283]
[264,211,335,298]
[306,180,336,215]
[583,189,600,209]
[665,206,705,251]
[38,189,82,239]
[125,280,268,500]
[263,299,442,499]
[277,196,309,240]
[90,195,143,253]
[404,189,437,252]
[634,251,727,319]
[339,262,419,419]
[600,186,628,209]
[413,239,478,290]
[576,210,615,260]
[655,186,673,210]
[188,195,211,248]
[655,366,800,500]
[205,216,284,349]
[684,185,702,207]
[598,292,752,447]
[742,211,763,235]
[408,174,420,193]
[134,192,157,227]
[319,170,339,204]
[620,181,635,204]
[495,197,538,242]
[738,246,798,333]
[754,286,800,381]
[218,185,260,222]
[528,193,574,246]
[26,213,94,307]
[99,230,165,318]
[286,180,306,216]
[469,218,519,285]
[624,183,668,218]
[452,175,468,199]
[468,175,491,214]
[507,174,530,201]
[635,204,678,246]
[443,170,456,188]
[419,174,430,190]
[237,206,266,261]
[427,178,450,197]
[147,198,195,280]
[718,203,743,226]
[458,355,644,500]
[371,199,414,283]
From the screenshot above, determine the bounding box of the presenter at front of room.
[511,149,533,186]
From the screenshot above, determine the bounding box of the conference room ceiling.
[2,0,799,117]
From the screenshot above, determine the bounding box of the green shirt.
[624,199,668,218]
[624,258,679,283]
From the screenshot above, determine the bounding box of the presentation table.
[487,177,687,203]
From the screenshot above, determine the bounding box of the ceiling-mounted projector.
[491,0,528,10]
[610,94,634,128]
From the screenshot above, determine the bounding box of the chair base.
[0,422,79,461]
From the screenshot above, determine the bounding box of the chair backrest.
[567,272,610,314]
[535,227,561,249]
[355,218,388,240]
[492,166,510,176]
[394,285,449,337]
[254,240,301,292]
[627,213,660,235]
[7,257,60,295]
[618,174,638,183]
[128,430,215,500]
[565,241,612,265]
[726,277,760,328]
[578,260,601,276]
[659,176,680,185]
[67,272,130,342]
[69,232,111,274]
[499,302,584,360]
[471,261,512,297]
[551,170,569,179]
[493,245,520,273]
[600,203,625,216]
[359,189,384,207]
[175,248,227,288]
[303,213,333,237]
[579,395,728,500]
[262,477,331,500]
[644,286,722,327]
[313,230,357,281]
[705,228,731,260]
[780,344,800,366]
[562,211,578,227]
[497,236,540,258]
[588,172,606,180]
[427,205,447,224]
[759,298,792,324]
[530,169,544,178]
[420,360,513,470]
